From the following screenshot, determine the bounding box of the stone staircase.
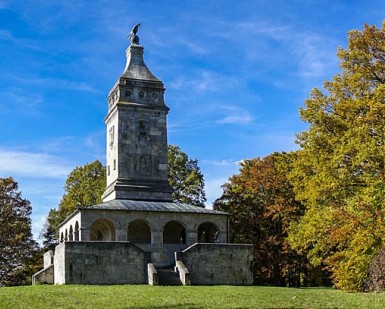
[157,268,182,286]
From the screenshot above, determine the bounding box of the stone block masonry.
[54,241,150,284]
[180,243,254,285]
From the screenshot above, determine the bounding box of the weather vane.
[127,23,141,45]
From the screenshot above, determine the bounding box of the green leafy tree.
[214,152,321,286]
[41,208,62,250]
[288,23,385,291]
[0,177,38,286]
[168,145,206,207]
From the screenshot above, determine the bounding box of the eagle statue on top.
[128,23,141,45]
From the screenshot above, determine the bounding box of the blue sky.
[1,0,384,240]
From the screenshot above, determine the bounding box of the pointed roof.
[121,44,161,82]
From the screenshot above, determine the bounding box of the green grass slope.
[0,285,384,308]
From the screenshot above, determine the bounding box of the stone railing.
[147,263,158,285]
[32,264,54,285]
[175,260,191,285]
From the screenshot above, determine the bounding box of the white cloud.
[215,104,254,125]
[295,33,338,80]
[217,114,253,124]
[168,71,222,93]
[0,148,72,178]
[0,89,43,115]
[204,177,228,207]
[0,29,41,50]
[202,159,238,167]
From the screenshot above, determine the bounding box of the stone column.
[151,229,164,265]
[80,228,90,241]
[115,228,127,241]
[218,229,227,243]
[186,229,197,246]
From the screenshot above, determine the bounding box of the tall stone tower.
[102,28,173,202]
[32,26,253,286]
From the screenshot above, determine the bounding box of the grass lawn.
[0,285,384,308]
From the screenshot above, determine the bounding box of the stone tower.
[32,26,253,286]
[102,38,173,202]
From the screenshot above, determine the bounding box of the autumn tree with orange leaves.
[214,152,324,286]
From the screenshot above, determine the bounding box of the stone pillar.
[80,228,90,241]
[186,229,197,246]
[116,228,127,241]
[218,229,227,243]
[151,229,164,265]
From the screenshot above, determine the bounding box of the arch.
[124,89,132,98]
[65,229,68,241]
[69,225,74,241]
[127,220,151,243]
[90,219,116,241]
[163,221,186,244]
[60,232,64,242]
[74,221,80,241]
[198,222,219,243]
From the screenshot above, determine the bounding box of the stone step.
[157,268,182,286]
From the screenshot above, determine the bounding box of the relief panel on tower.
[137,120,149,146]
[134,154,153,176]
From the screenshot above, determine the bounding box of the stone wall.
[32,265,54,285]
[54,241,150,284]
[180,243,254,285]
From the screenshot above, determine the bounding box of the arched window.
[69,225,74,241]
[198,222,218,243]
[60,232,64,242]
[127,220,151,243]
[90,219,116,241]
[124,89,132,98]
[74,221,80,241]
[65,229,68,241]
[163,221,186,244]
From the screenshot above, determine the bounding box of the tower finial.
[127,23,141,45]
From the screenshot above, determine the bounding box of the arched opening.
[65,229,68,241]
[74,221,80,241]
[127,220,151,243]
[163,221,186,244]
[198,222,218,243]
[69,225,74,241]
[60,232,64,242]
[124,89,132,98]
[90,219,116,241]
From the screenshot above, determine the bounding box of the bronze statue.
[128,23,141,45]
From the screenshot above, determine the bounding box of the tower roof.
[83,200,228,215]
[121,45,161,82]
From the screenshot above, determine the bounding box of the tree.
[288,23,385,291]
[0,177,38,286]
[214,152,321,286]
[41,160,106,248]
[168,145,206,207]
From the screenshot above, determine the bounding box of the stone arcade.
[33,28,253,286]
